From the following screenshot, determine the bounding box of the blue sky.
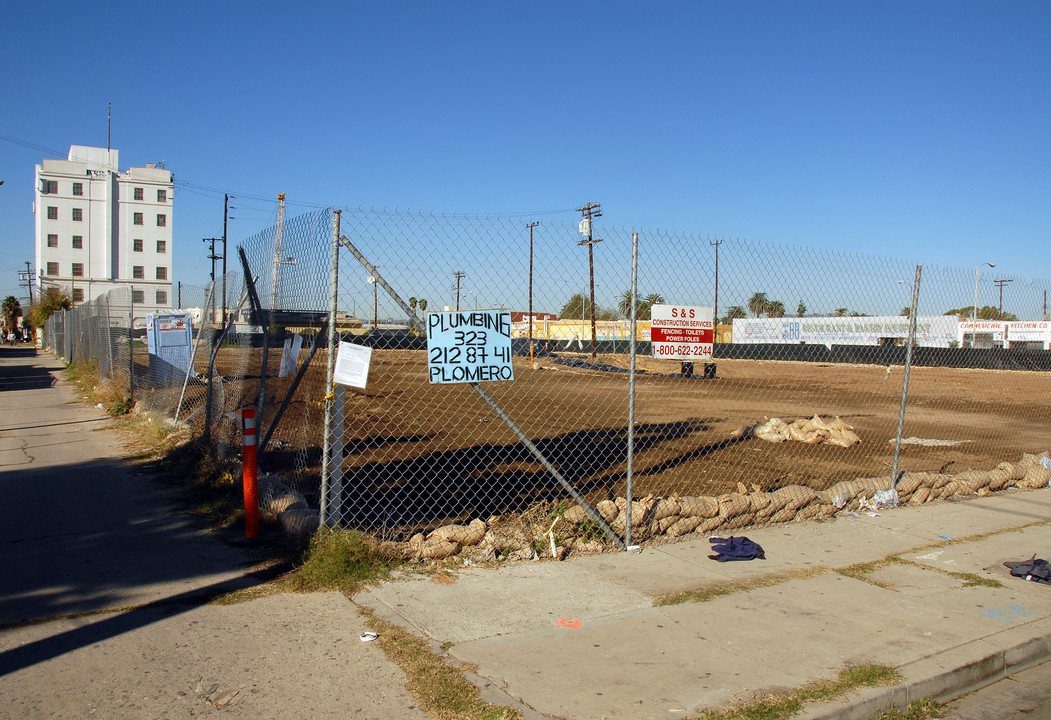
[1,1,1048,310]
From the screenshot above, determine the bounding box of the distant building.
[509,311,559,323]
[34,145,173,326]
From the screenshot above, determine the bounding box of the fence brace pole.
[469,381,625,550]
[625,232,639,550]
[891,264,922,489]
[338,234,422,329]
[321,209,341,527]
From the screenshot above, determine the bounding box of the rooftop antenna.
[107,102,111,151]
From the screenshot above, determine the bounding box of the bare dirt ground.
[191,347,1051,535]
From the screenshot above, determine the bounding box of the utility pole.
[453,271,466,312]
[203,238,221,322]
[20,261,34,306]
[270,193,286,314]
[994,278,1013,316]
[576,202,603,359]
[222,193,229,323]
[526,221,540,368]
[710,237,722,324]
[368,267,380,330]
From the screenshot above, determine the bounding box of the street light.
[973,262,996,348]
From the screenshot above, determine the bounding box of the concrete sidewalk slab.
[358,488,1051,719]
[0,592,431,720]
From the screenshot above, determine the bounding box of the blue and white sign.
[427,310,514,384]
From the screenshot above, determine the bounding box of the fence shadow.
[329,418,721,533]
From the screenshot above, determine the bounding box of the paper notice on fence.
[333,341,372,389]
[278,333,304,377]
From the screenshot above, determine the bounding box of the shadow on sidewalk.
[0,563,287,677]
[0,346,57,392]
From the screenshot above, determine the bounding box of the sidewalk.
[356,476,1051,719]
[0,346,430,720]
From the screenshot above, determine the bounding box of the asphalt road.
[939,660,1051,720]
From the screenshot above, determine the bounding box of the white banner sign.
[650,304,715,360]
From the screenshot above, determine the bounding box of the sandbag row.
[271,452,1051,563]
[554,450,1051,544]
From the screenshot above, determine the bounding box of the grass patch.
[64,358,133,417]
[655,566,831,606]
[695,663,900,720]
[870,699,941,719]
[156,440,250,527]
[838,556,1004,589]
[362,608,521,720]
[286,527,399,595]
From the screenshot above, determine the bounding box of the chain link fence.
[42,206,1051,555]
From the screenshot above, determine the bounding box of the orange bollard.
[242,408,259,538]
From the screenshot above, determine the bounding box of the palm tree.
[2,296,22,330]
[409,296,417,314]
[643,293,665,308]
[747,292,769,318]
[833,307,848,317]
[618,290,635,318]
[723,305,748,323]
[766,300,786,318]
[796,301,806,317]
[418,298,428,314]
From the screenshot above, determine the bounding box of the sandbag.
[666,515,704,536]
[679,496,720,519]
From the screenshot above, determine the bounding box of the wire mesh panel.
[319,210,635,540]
[35,204,1051,551]
[626,232,1051,538]
[238,209,336,508]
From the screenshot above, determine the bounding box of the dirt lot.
[190,346,1051,534]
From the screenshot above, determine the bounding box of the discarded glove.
[1004,555,1051,584]
[708,535,765,562]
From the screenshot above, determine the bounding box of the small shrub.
[290,528,398,595]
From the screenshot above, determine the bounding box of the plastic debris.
[359,632,379,642]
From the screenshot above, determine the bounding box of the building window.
[71,263,84,277]
[73,182,83,196]
[47,233,58,248]
[133,265,144,279]
[47,206,58,220]
[156,214,166,227]
[133,238,143,252]
[156,267,168,281]
[156,240,166,253]
[72,235,83,249]
[134,187,143,200]
[46,262,59,276]
[72,207,83,221]
[132,289,145,304]
[133,212,143,225]
[72,288,84,302]
[43,180,58,194]
[156,290,168,305]
[157,189,167,202]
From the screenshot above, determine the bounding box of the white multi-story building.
[34,145,173,326]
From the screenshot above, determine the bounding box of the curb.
[798,624,1051,719]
